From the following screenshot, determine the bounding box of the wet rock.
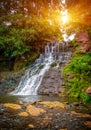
[0,70,25,94]
[86,87,91,96]
[18,112,28,117]
[84,121,91,128]
[59,128,67,130]
[28,123,35,128]
[39,101,66,109]
[0,121,10,128]
[0,101,90,130]
[18,100,24,105]
[26,104,46,116]
[32,101,39,105]
[73,102,80,107]
[7,87,15,93]
[3,103,21,110]
[71,111,91,118]
[38,67,63,95]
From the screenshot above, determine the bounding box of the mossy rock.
[51,62,57,67]
[14,52,39,71]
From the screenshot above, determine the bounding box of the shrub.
[63,51,91,103]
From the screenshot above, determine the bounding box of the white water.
[11,43,69,96]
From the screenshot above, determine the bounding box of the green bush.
[63,51,91,103]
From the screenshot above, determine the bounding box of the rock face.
[38,67,64,95]
[38,51,72,96]
[0,70,25,94]
[76,32,91,52]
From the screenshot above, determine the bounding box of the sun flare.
[61,15,69,24]
[61,9,69,24]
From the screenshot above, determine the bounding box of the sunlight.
[61,15,69,24]
[61,10,69,24]
[61,0,66,4]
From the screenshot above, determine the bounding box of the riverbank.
[0,99,91,130]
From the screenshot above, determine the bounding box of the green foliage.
[63,51,91,103]
[81,92,91,103]
[64,51,91,75]
[0,10,62,70]
[0,26,37,57]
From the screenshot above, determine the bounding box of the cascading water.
[11,42,70,96]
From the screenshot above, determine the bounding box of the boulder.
[76,32,91,52]
[86,87,91,96]
[84,121,91,128]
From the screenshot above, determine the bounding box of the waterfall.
[11,42,69,96]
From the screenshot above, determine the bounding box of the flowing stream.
[11,42,69,96]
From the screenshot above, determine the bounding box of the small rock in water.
[18,101,23,105]
[73,102,80,107]
[84,121,91,128]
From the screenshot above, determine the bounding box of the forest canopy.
[0,0,91,70]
